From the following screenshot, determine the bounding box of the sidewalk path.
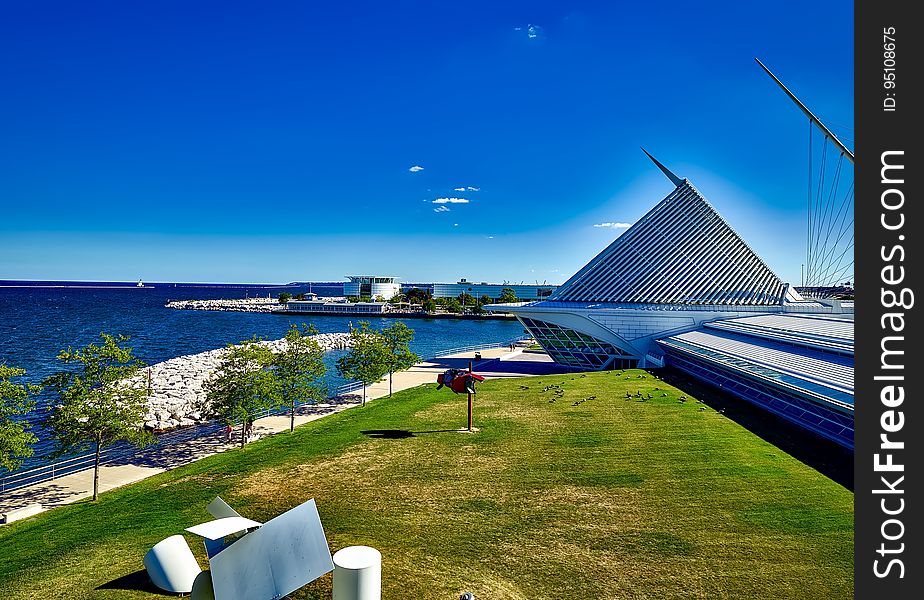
[1,346,571,517]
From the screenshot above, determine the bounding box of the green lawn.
[0,370,854,599]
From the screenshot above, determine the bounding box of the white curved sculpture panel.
[209,499,333,600]
[143,534,202,594]
[191,570,216,600]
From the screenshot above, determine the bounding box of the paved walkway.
[1,345,572,517]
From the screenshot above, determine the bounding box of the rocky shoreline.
[134,333,353,430]
[165,297,282,313]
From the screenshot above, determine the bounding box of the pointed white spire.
[641,147,684,187]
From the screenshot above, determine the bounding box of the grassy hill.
[0,370,853,599]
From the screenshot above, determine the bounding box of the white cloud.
[453,187,465,191]
[453,223,459,227]
[527,24,543,39]
[433,206,450,213]
[409,165,424,172]
[432,197,469,204]
[466,186,480,191]
[593,222,631,229]
[454,186,480,192]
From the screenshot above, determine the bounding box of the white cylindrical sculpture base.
[332,545,381,600]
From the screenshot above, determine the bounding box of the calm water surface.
[0,286,523,466]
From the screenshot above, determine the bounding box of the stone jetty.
[134,333,353,430]
[165,297,282,313]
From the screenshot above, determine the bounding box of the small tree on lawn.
[336,322,388,406]
[0,364,40,473]
[379,322,419,397]
[275,323,327,432]
[498,287,519,303]
[204,338,279,448]
[42,333,153,501]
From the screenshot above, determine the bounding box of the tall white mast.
[755,58,854,165]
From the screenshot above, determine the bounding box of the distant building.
[433,279,557,301]
[284,299,388,314]
[343,276,400,300]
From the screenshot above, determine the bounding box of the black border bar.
[855,1,921,597]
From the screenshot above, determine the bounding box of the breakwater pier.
[135,332,352,430]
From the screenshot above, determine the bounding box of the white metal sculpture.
[143,534,202,594]
[208,499,334,600]
[145,496,336,600]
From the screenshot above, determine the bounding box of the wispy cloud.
[453,186,480,192]
[433,206,450,213]
[514,24,543,39]
[593,222,631,229]
[409,165,424,172]
[432,197,469,204]
[453,223,459,227]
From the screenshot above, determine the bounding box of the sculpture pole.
[468,360,473,431]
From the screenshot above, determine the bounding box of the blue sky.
[0,1,853,285]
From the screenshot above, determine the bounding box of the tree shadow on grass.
[361,429,415,439]
[655,368,854,491]
[361,429,477,439]
[95,569,171,595]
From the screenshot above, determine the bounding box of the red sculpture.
[436,368,485,394]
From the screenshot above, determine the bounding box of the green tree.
[43,333,153,501]
[405,287,432,305]
[0,365,40,473]
[275,324,327,432]
[204,338,280,448]
[444,297,462,313]
[278,292,292,304]
[422,298,437,313]
[498,287,519,303]
[479,294,492,307]
[458,292,475,312]
[379,323,419,397]
[336,322,388,406]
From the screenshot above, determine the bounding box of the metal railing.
[0,337,528,497]
[0,379,366,496]
[432,336,531,358]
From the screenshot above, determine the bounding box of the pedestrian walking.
[225,424,233,443]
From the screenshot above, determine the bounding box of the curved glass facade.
[520,317,638,370]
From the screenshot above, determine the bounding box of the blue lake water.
[0,285,523,467]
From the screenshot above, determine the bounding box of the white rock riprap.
[134,333,353,430]
[165,298,281,313]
